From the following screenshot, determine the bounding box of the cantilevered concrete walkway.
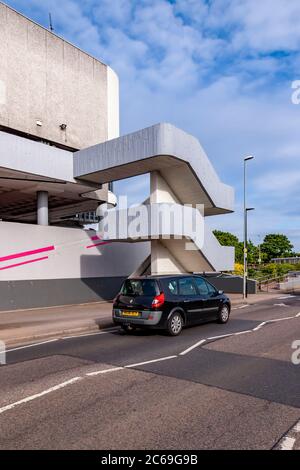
[74,123,235,273]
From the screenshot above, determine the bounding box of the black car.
[112,275,231,336]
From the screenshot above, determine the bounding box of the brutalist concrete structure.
[0,3,234,310]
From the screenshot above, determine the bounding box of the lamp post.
[243,156,254,299]
[258,234,262,266]
[245,207,255,297]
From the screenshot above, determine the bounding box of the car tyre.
[166,312,183,336]
[217,304,230,324]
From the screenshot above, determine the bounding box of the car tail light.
[152,292,165,309]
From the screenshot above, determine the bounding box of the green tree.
[213,230,243,263]
[247,240,259,264]
[260,234,293,262]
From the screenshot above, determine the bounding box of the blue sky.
[6,0,300,250]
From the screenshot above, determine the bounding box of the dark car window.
[194,277,209,295]
[121,279,159,297]
[166,279,178,295]
[178,277,197,296]
[206,281,217,295]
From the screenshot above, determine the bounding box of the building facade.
[0,3,234,311]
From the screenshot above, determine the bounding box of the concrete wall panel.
[0,3,119,149]
[0,221,150,281]
[0,277,126,311]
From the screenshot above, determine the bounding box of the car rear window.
[121,279,159,297]
[166,279,178,295]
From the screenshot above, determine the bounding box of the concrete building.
[271,257,300,265]
[0,3,234,310]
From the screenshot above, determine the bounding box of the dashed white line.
[7,338,59,353]
[252,322,267,331]
[5,327,120,352]
[1,310,300,417]
[179,311,300,355]
[0,377,82,415]
[86,367,123,376]
[232,305,249,310]
[206,333,234,341]
[125,355,177,368]
[179,339,207,356]
[0,356,179,415]
[268,316,295,323]
[62,327,119,340]
[233,330,253,336]
[278,295,296,299]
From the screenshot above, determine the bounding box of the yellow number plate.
[122,311,140,317]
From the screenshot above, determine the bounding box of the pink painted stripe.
[0,256,49,271]
[0,245,55,263]
[86,241,111,249]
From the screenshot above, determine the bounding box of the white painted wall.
[0,222,150,281]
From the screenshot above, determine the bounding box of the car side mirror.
[218,290,224,295]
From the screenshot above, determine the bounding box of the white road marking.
[233,330,253,336]
[273,303,289,307]
[252,322,267,331]
[62,327,119,340]
[7,339,59,353]
[86,367,123,376]
[1,308,300,418]
[293,421,300,433]
[179,311,300,355]
[125,355,177,368]
[206,333,234,341]
[0,377,82,415]
[268,316,295,323]
[278,436,296,450]
[179,339,207,356]
[6,328,120,352]
[276,418,300,450]
[277,295,296,299]
[238,305,249,309]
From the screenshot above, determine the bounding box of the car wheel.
[166,312,183,336]
[121,324,136,333]
[217,304,230,324]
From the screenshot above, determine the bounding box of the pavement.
[0,293,299,449]
[0,291,283,347]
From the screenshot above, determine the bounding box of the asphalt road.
[0,294,300,450]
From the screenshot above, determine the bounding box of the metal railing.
[257,274,290,292]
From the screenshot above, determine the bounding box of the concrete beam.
[74,123,234,215]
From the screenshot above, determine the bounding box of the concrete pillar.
[37,191,49,226]
[150,170,179,204]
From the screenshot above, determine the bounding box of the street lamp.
[258,234,262,265]
[243,156,254,299]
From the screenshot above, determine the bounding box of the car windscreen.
[121,279,159,297]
